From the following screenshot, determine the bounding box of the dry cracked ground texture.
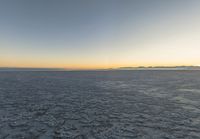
[0,71,200,139]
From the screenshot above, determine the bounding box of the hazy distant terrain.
[0,71,200,138]
[117,66,200,70]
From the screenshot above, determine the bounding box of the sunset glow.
[0,0,200,69]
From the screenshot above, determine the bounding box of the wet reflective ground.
[0,70,200,139]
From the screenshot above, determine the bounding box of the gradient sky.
[0,0,200,69]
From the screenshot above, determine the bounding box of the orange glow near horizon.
[0,1,200,69]
[0,57,199,70]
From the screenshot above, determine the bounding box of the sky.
[0,0,200,69]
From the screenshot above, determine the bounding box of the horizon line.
[0,65,200,71]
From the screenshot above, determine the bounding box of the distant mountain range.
[0,66,200,71]
[116,66,200,70]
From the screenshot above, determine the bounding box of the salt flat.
[0,70,200,139]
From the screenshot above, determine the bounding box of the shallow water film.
[0,70,200,139]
